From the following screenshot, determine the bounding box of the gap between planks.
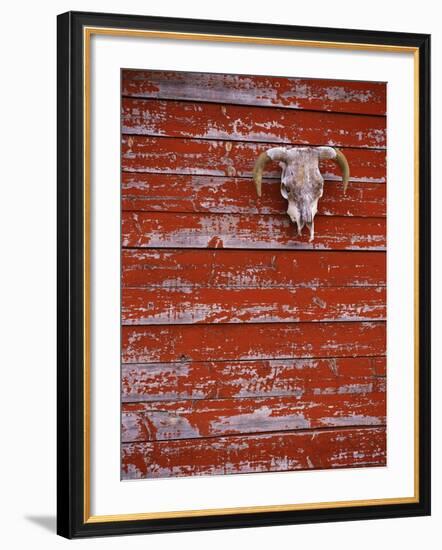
[121,424,388,446]
[121,133,387,151]
[121,352,387,367]
[121,170,387,184]
[121,95,388,119]
[119,318,387,328]
[121,246,387,253]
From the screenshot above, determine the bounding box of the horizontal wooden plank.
[122,212,386,251]
[122,357,386,402]
[122,173,386,217]
[122,249,386,288]
[122,321,386,364]
[122,98,386,149]
[122,286,386,325]
[122,70,387,116]
[121,426,386,479]
[373,356,387,376]
[122,391,386,442]
[122,137,386,182]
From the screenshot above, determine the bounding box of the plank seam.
[121,424,387,445]
[121,94,387,118]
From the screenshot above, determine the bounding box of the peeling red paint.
[122,286,386,325]
[207,235,224,248]
[122,211,386,251]
[122,249,386,288]
[121,136,386,182]
[120,70,387,480]
[122,392,386,443]
[122,70,387,115]
[122,427,387,479]
[122,98,386,148]
[121,173,386,217]
[122,357,386,403]
[122,321,386,364]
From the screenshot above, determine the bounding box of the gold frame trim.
[83,26,420,524]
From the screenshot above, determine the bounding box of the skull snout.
[287,202,312,233]
[286,202,302,233]
[287,201,317,241]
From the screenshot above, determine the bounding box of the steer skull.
[253,146,350,241]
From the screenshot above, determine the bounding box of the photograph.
[120,69,387,480]
[0,1,437,547]
[54,9,431,538]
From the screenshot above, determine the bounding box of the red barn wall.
[120,69,387,479]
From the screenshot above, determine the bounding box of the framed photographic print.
[57,10,431,538]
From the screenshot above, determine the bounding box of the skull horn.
[253,147,289,197]
[334,148,350,194]
[317,146,350,194]
[252,151,271,197]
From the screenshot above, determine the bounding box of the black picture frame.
[57,10,431,539]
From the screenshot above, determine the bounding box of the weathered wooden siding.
[122,357,386,402]
[122,427,386,479]
[122,71,386,115]
[122,212,386,250]
[122,99,386,147]
[122,250,386,288]
[122,173,386,217]
[122,137,386,180]
[122,322,386,364]
[120,69,387,480]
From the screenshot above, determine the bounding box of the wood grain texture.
[122,357,386,402]
[121,426,386,479]
[122,249,386,288]
[122,212,386,251]
[122,136,386,182]
[122,98,386,148]
[122,286,386,325]
[120,70,388,480]
[122,70,387,116]
[122,321,386,364]
[122,173,386,217]
[373,356,387,376]
[122,391,386,442]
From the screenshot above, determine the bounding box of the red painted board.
[121,426,386,479]
[121,173,386,217]
[122,321,386,364]
[122,98,386,148]
[121,249,386,289]
[122,286,386,325]
[122,391,386,442]
[122,211,386,251]
[122,70,387,116]
[122,357,386,402]
[121,136,386,182]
